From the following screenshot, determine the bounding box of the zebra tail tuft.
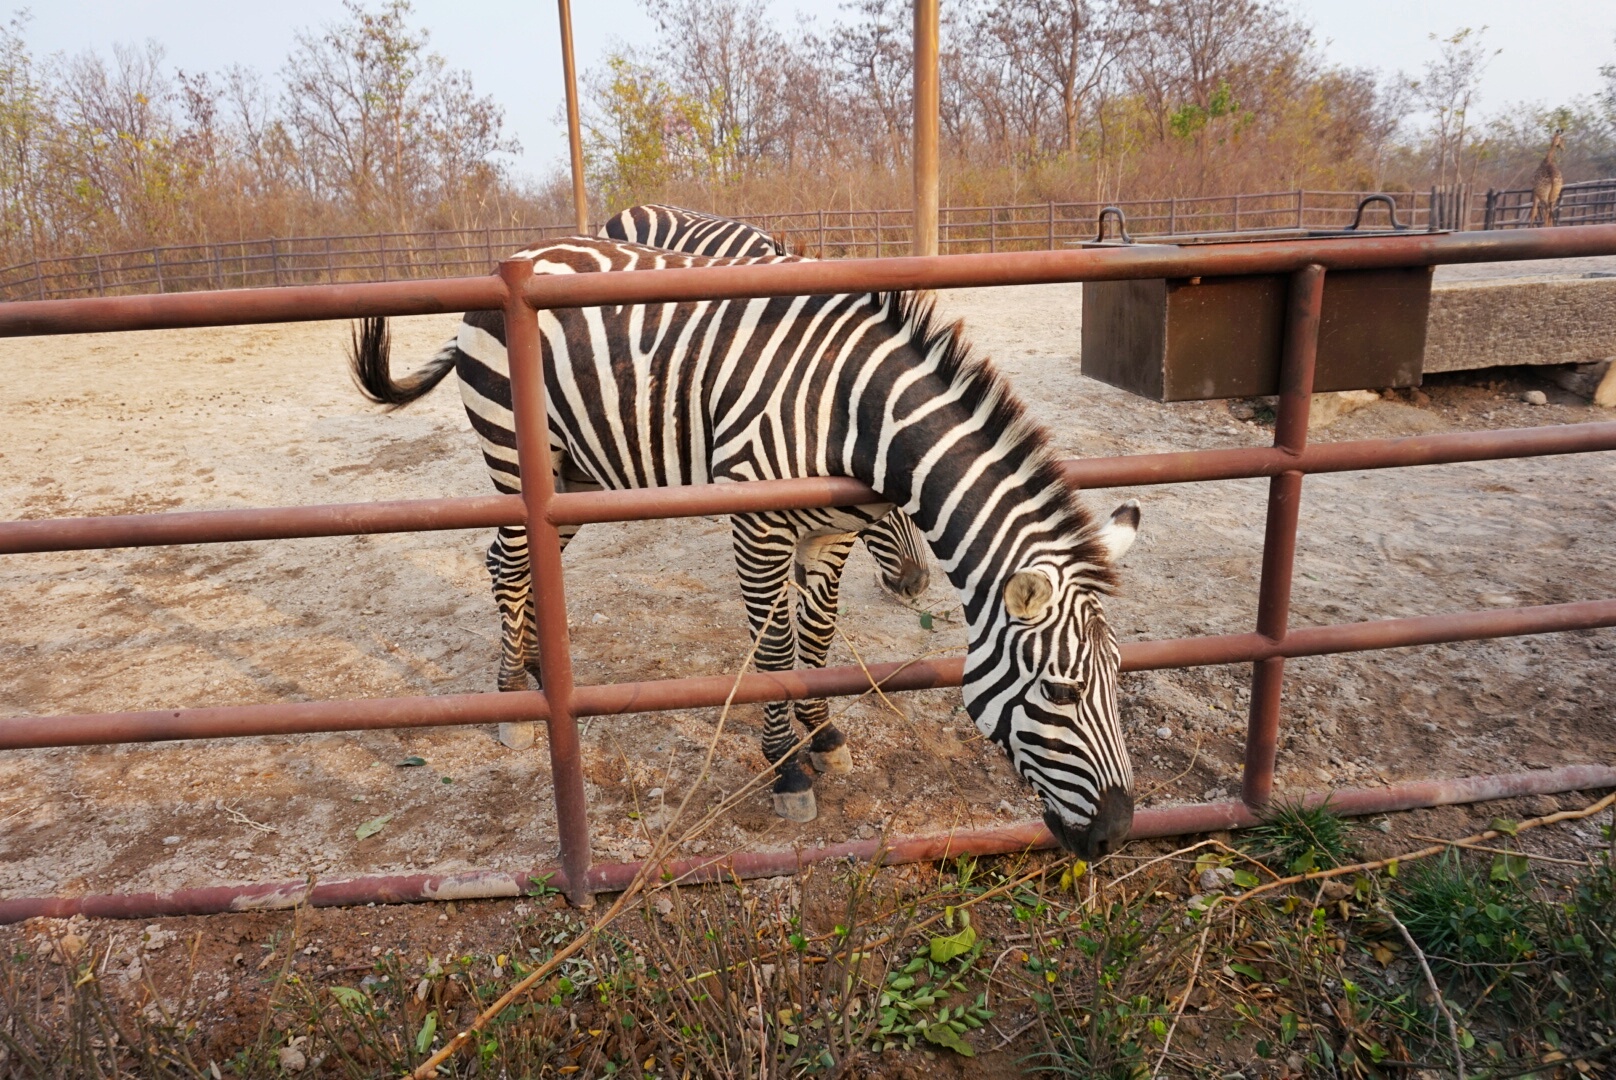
[348,316,456,411]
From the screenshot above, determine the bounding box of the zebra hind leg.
[794,533,856,775]
[732,512,818,822]
[488,526,541,749]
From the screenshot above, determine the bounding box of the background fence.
[0,181,1610,303]
[1483,178,1616,230]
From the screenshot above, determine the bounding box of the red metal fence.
[3,226,1616,920]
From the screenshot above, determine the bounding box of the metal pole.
[1242,263,1324,808]
[499,258,594,907]
[912,0,939,256]
[558,0,589,235]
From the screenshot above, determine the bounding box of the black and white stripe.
[601,205,930,602]
[351,237,1142,856]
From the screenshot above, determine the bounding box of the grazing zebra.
[600,204,930,601]
[352,238,1141,857]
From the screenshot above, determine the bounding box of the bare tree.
[1412,26,1497,188]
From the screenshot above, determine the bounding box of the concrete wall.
[1425,276,1616,373]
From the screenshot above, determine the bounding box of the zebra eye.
[1042,680,1081,706]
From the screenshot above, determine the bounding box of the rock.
[1198,867,1236,892]
[141,926,175,952]
[1228,400,1257,420]
[161,836,181,846]
[277,1046,307,1073]
[1521,390,1547,406]
[1155,726,1172,739]
[653,896,674,919]
[1308,390,1379,431]
[1318,880,1353,901]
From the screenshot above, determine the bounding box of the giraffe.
[1529,129,1565,228]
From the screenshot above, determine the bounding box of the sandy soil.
[1,284,1613,902]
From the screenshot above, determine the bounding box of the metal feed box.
[1079,202,1436,401]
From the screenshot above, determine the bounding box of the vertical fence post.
[989,207,996,253]
[153,248,166,294]
[1233,194,1241,233]
[1241,263,1324,809]
[912,0,939,256]
[818,208,826,257]
[1168,197,1176,235]
[1047,200,1055,250]
[268,238,281,287]
[875,210,882,258]
[94,253,106,297]
[1295,189,1304,229]
[499,258,594,908]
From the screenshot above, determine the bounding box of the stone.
[1155,726,1172,739]
[1308,390,1379,431]
[1198,867,1236,892]
[1228,400,1257,420]
[277,1046,307,1073]
[1521,390,1548,405]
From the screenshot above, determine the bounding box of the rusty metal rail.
[3,223,1615,917]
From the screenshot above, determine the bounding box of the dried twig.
[1407,835,1595,868]
[1152,921,1210,1078]
[221,803,277,834]
[1223,791,1616,911]
[1379,899,1466,1080]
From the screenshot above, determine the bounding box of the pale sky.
[14,0,1616,180]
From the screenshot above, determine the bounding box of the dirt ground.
[1,282,1614,907]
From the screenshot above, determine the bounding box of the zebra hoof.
[772,789,818,823]
[498,722,536,751]
[809,745,853,774]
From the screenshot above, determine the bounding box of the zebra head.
[963,500,1141,859]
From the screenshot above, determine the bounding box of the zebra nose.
[883,557,929,600]
[1042,786,1134,858]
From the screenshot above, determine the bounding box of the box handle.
[1092,206,1134,244]
[1344,194,1409,232]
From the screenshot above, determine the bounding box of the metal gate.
[2,226,1615,920]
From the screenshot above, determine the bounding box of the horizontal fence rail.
[3,223,1615,916]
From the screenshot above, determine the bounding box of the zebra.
[351,237,1142,858]
[600,204,930,602]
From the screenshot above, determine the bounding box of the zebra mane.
[881,288,1119,592]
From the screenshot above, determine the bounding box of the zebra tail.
[348,316,457,411]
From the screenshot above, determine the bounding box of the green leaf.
[397,756,427,767]
[1490,817,1519,837]
[415,1011,437,1054]
[929,925,978,964]
[1255,1039,1273,1058]
[923,1021,974,1056]
[441,775,454,785]
[330,986,367,1009]
[1232,869,1259,889]
[1385,859,1398,878]
[355,814,392,840]
[1280,1012,1299,1045]
[1288,849,1317,874]
[1228,961,1263,982]
[919,611,934,630]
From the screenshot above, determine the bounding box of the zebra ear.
[1004,568,1055,621]
[1098,500,1141,563]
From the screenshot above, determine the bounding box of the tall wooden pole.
[912,0,939,256]
[558,0,589,234]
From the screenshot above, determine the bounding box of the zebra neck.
[856,356,1082,630]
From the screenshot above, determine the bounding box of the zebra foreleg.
[732,512,818,822]
[793,532,857,775]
